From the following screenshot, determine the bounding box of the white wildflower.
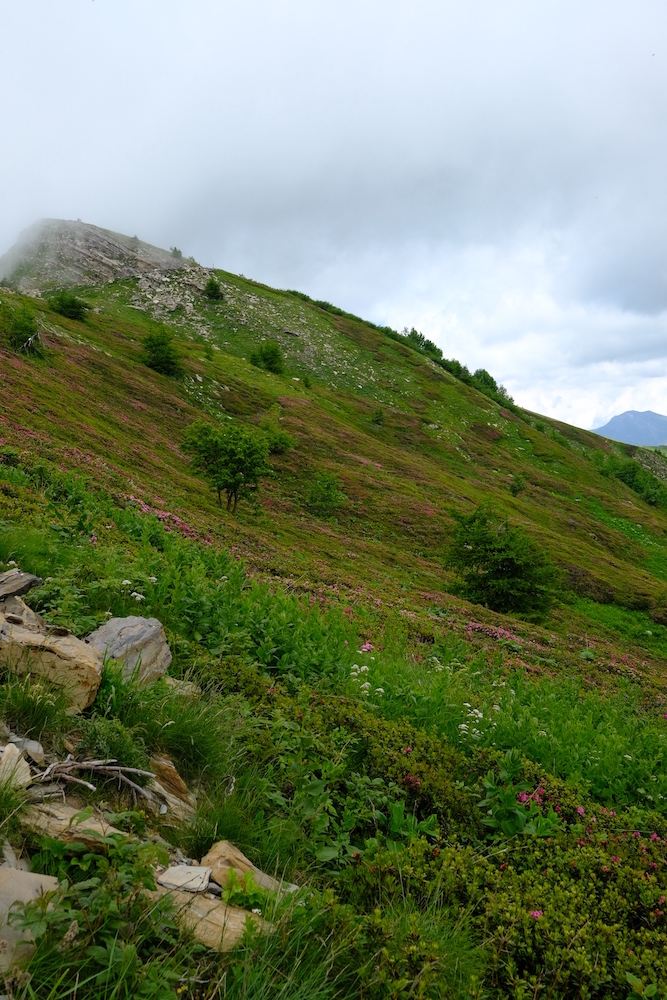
[131,592,145,601]
[7,560,17,567]
[375,687,384,695]
[251,908,262,915]
[492,705,501,712]
[121,580,132,586]
[149,576,157,583]
[624,754,632,760]
[360,681,371,691]
[360,665,369,673]
[537,730,547,737]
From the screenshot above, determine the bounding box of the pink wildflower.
[529,910,543,919]
[651,833,661,842]
[577,806,585,816]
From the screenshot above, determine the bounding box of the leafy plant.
[626,972,660,998]
[49,290,88,321]
[477,751,562,838]
[448,506,554,617]
[141,327,182,377]
[183,418,271,511]
[509,473,526,496]
[307,472,345,518]
[6,306,40,353]
[265,427,293,455]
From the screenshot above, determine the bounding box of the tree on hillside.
[250,340,284,374]
[203,276,222,300]
[143,328,182,377]
[448,507,554,618]
[183,419,271,511]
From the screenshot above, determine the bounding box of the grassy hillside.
[3,247,667,997]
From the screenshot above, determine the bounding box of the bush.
[183,418,271,511]
[447,507,554,617]
[250,340,284,374]
[307,472,346,517]
[49,290,88,321]
[5,306,39,352]
[142,328,182,377]
[265,428,293,454]
[203,276,222,300]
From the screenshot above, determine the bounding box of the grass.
[6,247,667,994]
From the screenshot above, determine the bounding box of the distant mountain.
[592,410,667,446]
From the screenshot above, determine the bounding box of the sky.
[2,1,667,429]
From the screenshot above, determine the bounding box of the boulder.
[0,744,31,789]
[201,840,298,895]
[0,867,60,971]
[157,864,211,892]
[85,616,172,685]
[21,803,125,848]
[0,613,103,712]
[0,595,42,627]
[0,568,42,600]
[151,884,269,951]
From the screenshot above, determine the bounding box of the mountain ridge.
[592,408,667,446]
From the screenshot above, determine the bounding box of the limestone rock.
[8,735,44,766]
[0,569,42,600]
[86,616,172,684]
[0,613,103,712]
[165,677,201,698]
[0,595,42,627]
[21,803,124,848]
[201,840,298,895]
[0,867,60,971]
[145,774,196,825]
[150,756,190,800]
[151,884,269,951]
[157,864,211,892]
[0,744,31,789]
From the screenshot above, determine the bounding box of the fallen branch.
[32,756,156,800]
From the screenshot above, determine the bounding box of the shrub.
[447,507,554,617]
[170,246,182,258]
[0,445,20,467]
[183,418,271,511]
[5,306,39,352]
[509,473,526,496]
[265,428,293,454]
[250,340,284,374]
[307,472,346,517]
[142,328,182,377]
[203,276,222,299]
[78,716,149,771]
[49,290,88,321]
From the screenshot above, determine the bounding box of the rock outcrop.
[0,219,193,291]
[201,840,298,895]
[0,613,103,711]
[86,616,172,685]
[0,868,60,971]
[0,569,43,601]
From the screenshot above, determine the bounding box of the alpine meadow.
[2,219,667,999]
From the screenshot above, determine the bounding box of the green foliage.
[0,445,20,466]
[597,452,667,508]
[170,246,182,258]
[250,339,284,374]
[478,750,562,838]
[0,671,71,746]
[183,418,271,511]
[265,427,293,454]
[448,507,554,617]
[6,305,40,352]
[371,408,383,426]
[15,831,199,999]
[49,290,88,321]
[141,327,182,377]
[509,473,526,496]
[307,472,345,518]
[204,276,222,299]
[77,716,149,771]
[0,777,26,842]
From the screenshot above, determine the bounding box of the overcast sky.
[2,1,667,428]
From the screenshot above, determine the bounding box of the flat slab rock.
[157,865,211,892]
[86,616,172,685]
[21,803,125,848]
[202,840,298,895]
[0,613,103,712]
[0,568,43,600]
[0,744,31,789]
[151,884,269,952]
[0,867,59,971]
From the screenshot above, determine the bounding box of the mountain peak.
[0,218,197,293]
[592,409,667,446]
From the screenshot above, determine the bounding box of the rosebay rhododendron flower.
[530,910,543,919]
[577,806,585,816]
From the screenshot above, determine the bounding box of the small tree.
[49,290,88,321]
[307,472,346,517]
[183,419,271,512]
[6,307,39,352]
[143,328,182,377]
[250,340,284,374]
[448,507,554,618]
[204,277,222,300]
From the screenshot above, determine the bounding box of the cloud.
[2,0,667,428]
